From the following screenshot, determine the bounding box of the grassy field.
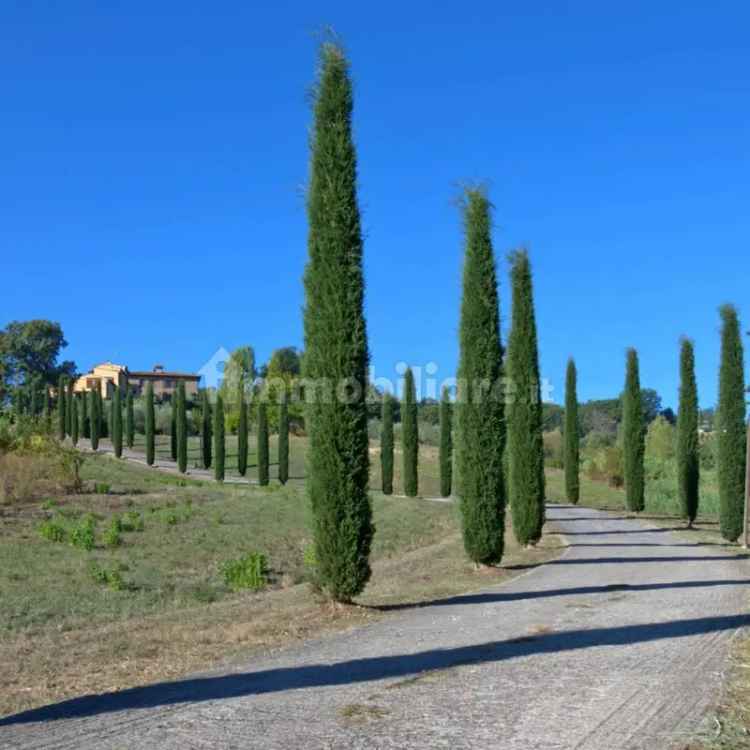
[0,437,560,717]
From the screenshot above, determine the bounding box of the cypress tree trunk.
[456,188,506,565]
[90,390,99,451]
[71,395,79,446]
[717,305,746,541]
[112,386,123,458]
[623,348,645,512]
[145,383,155,466]
[677,338,700,527]
[214,393,225,482]
[170,399,177,461]
[257,401,269,486]
[564,358,580,504]
[237,380,248,477]
[402,367,419,496]
[439,386,452,497]
[125,385,135,448]
[278,391,289,485]
[176,381,187,473]
[57,376,66,440]
[302,42,372,602]
[201,391,212,469]
[507,250,545,545]
[381,393,394,495]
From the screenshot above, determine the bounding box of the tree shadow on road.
[2,613,748,727]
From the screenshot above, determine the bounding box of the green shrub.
[220,551,269,591]
[70,514,96,550]
[95,482,110,495]
[39,519,66,543]
[122,511,145,532]
[103,517,122,548]
[88,562,127,591]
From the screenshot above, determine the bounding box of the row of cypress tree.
[561,304,746,542]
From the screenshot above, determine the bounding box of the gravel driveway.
[2,504,748,749]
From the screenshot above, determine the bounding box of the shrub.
[103,516,122,548]
[39,519,66,543]
[70,514,96,551]
[88,562,127,591]
[122,510,145,532]
[95,482,110,495]
[220,551,269,591]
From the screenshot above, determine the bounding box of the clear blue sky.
[2,1,748,408]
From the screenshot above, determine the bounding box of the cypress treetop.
[622,348,646,512]
[302,41,372,602]
[717,305,746,541]
[564,358,580,504]
[507,249,545,545]
[456,188,506,565]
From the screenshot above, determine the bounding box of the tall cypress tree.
[439,386,452,497]
[380,393,394,495]
[145,382,155,466]
[57,375,67,440]
[564,358,580,504]
[214,393,225,482]
[456,188,506,565]
[717,304,746,542]
[79,389,86,438]
[112,385,123,458]
[89,390,100,451]
[125,384,135,449]
[507,249,545,545]
[99,393,108,438]
[170,398,177,461]
[623,348,645,512]
[71,394,79,446]
[402,367,419,496]
[278,391,289,485]
[237,379,248,477]
[677,338,700,526]
[66,380,75,437]
[257,401,269,486]
[201,391,212,469]
[176,381,187,473]
[303,42,372,602]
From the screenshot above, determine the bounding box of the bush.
[39,519,66,543]
[220,551,269,591]
[103,516,122,548]
[122,511,145,532]
[88,562,127,591]
[70,514,96,551]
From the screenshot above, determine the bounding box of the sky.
[2,1,748,408]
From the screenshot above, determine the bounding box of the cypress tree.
[170,399,177,461]
[66,380,75,437]
[89,390,100,451]
[507,249,546,545]
[257,401,269,486]
[176,381,187,473]
[214,393,225,482]
[278,391,289,485]
[717,304,746,542]
[79,389,86,438]
[439,385,452,497]
[623,348,646,512]
[456,188,506,565]
[380,393,394,495]
[145,382,155,466]
[237,379,248,477]
[125,385,135,449]
[71,394,79,446]
[57,375,67,440]
[201,391,212,469]
[99,393,108,438]
[677,338,700,526]
[112,385,123,458]
[564,358,580,504]
[402,367,419,496]
[303,42,372,602]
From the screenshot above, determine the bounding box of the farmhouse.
[73,362,200,400]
